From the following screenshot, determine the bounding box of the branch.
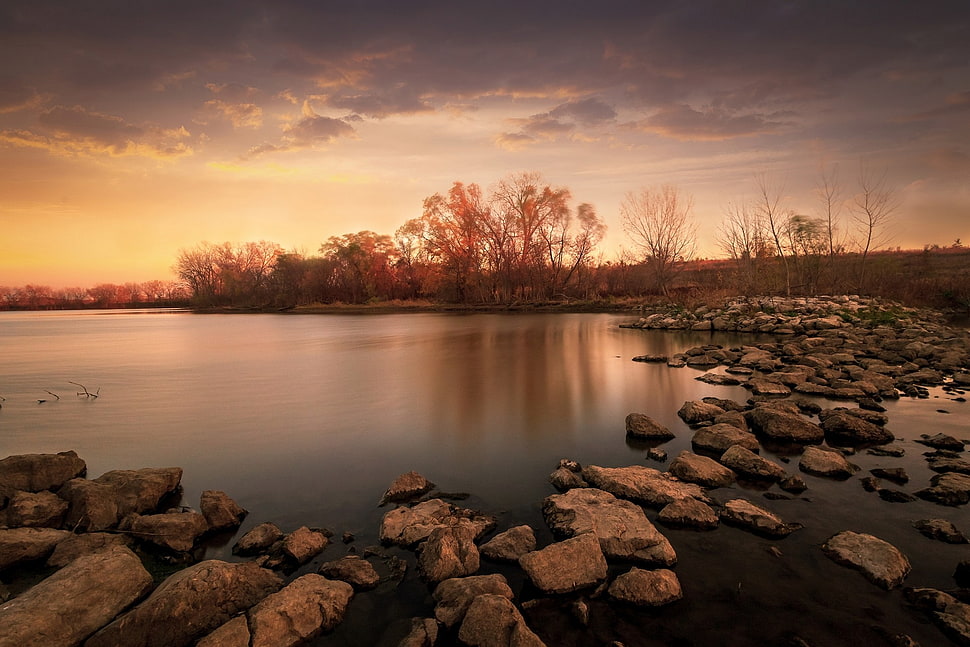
[69,381,100,398]
[45,390,60,400]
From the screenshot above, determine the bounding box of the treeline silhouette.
[0,281,190,311]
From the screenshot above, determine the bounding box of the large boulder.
[418,524,480,582]
[668,451,736,488]
[380,499,496,547]
[0,545,152,647]
[480,525,537,562]
[798,446,857,480]
[379,471,436,505]
[233,522,284,555]
[457,594,546,647]
[433,574,514,628]
[46,532,131,568]
[720,499,802,538]
[691,424,761,456]
[200,490,247,531]
[581,465,708,508]
[128,511,209,553]
[319,555,380,590]
[0,451,86,493]
[519,534,608,594]
[677,401,725,426]
[625,413,674,441]
[607,567,683,607]
[0,490,68,528]
[0,527,72,570]
[719,445,787,482]
[245,575,354,647]
[58,467,183,531]
[85,560,283,647]
[821,531,911,590]
[819,411,894,446]
[543,487,676,566]
[746,407,824,444]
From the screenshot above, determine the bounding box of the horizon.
[2,2,968,288]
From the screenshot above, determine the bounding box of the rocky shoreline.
[2,295,970,646]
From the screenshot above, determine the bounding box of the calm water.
[1,310,967,646]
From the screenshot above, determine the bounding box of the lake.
[1,310,967,646]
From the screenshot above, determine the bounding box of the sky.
[1,0,968,288]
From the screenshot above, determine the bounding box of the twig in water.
[45,390,60,400]
[69,381,100,398]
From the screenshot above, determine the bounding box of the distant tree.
[620,184,696,297]
[717,200,765,295]
[320,231,400,303]
[175,243,222,304]
[853,164,899,289]
[755,173,794,296]
[815,162,845,259]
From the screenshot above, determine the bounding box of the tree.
[320,231,400,303]
[620,184,696,297]
[853,164,899,289]
[717,200,765,295]
[755,173,794,296]
[815,162,844,259]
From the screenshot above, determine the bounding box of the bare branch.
[69,381,100,398]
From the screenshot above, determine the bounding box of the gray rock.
[0,451,86,493]
[200,490,247,531]
[457,594,546,647]
[0,527,72,571]
[433,573,513,628]
[746,406,824,444]
[0,545,152,647]
[480,525,537,562]
[281,526,330,565]
[669,451,736,488]
[380,471,436,505]
[625,413,674,440]
[380,499,496,547]
[319,555,380,590]
[58,467,183,531]
[677,400,725,426]
[607,567,683,607]
[0,490,68,528]
[519,534,608,594]
[798,446,856,479]
[821,531,911,590]
[720,499,802,538]
[691,424,761,456]
[418,524,480,582]
[581,465,708,508]
[719,445,787,482]
[129,511,209,553]
[233,522,284,555]
[657,497,719,530]
[912,519,967,544]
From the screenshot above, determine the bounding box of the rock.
[719,445,787,482]
[418,524,480,582]
[646,447,668,462]
[904,587,970,646]
[713,409,749,430]
[691,424,761,456]
[543,487,676,566]
[549,466,587,491]
[668,451,736,488]
[625,413,674,440]
[319,555,380,590]
[581,465,708,508]
[915,433,966,451]
[58,467,183,531]
[196,617,250,647]
[821,531,911,590]
[748,379,792,397]
[380,471,436,505]
[677,400,725,426]
[200,490,247,531]
[0,451,86,493]
[457,594,546,647]
[433,573,514,628]
[780,475,809,494]
[746,407,825,444]
[819,411,894,446]
[927,457,970,474]
[519,533,608,594]
[233,522,284,555]
[380,499,496,547]
[46,531,132,568]
[798,446,856,479]
[696,373,741,386]
[720,499,802,538]
[0,490,68,528]
[913,519,967,543]
[129,511,209,552]
[480,525,537,562]
[868,446,906,458]
[282,526,330,565]
[0,527,71,570]
[657,497,719,530]
[632,354,668,363]
[607,567,683,607]
[85,560,283,647]
[243,574,354,647]
[395,618,439,647]
[0,545,152,647]
[917,472,970,507]
[879,489,917,503]
[870,468,909,485]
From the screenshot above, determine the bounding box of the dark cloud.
[905,91,970,121]
[498,98,617,148]
[633,104,790,141]
[243,101,355,158]
[549,99,617,125]
[206,83,261,101]
[202,100,262,128]
[38,105,145,148]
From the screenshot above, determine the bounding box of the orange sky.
[1,2,968,288]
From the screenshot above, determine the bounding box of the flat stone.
[720,499,802,538]
[904,588,970,647]
[200,490,247,531]
[129,511,209,553]
[657,497,719,530]
[282,526,330,565]
[746,406,825,444]
[480,525,537,562]
[519,533,608,594]
[581,465,708,508]
[607,567,683,607]
[748,379,791,397]
[819,411,894,446]
[912,519,967,544]
[915,434,965,451]
[233,522,284,555]
[821,531,911,590]
[380,499,496,547]
[798,446,856,479]
[318,555,380,590]
[719,445,787,482]
[668,451,736,488]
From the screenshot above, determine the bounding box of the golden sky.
[1,1,968,287]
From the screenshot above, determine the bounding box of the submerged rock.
[395,618,439,647]
[916,473,970,507]
[625,413,675,440]
[915,433,966,451]
[821,531,911,590]
[607,567,683,607]
[519,533,608,594]
[380,471,436,505]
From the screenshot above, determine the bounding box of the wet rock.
[457,594,546,647]
[433,573,514,628]
[916,472,970,506]
[85,560,283,647]
[380,471,436,505]
[0,490,68,528]
[904,587,970,646]
[549,467,587,491]
[233,522,284,555]
[720,499,802,538]
[912,519,967,544]
[719,445,787,482]
[0,527,71,570]
[0,545,152,647]
[668,450,736,488]
[879,489,917,503]
[746,406,825,444]
[927,457,970,474]
[0,451,86,493]
[646,448,668,462]
[248,574,353,646]
[632,354,667,363]
[607,567,683,607]
[798,446,856,480]
[581,465,708,508]
[691,424,761,456]
[821,531,911,590]
[915,433,966,451]
[519,533,608,594]
[395,618,439,647]
[868,446,906,458]
[657,497,719,530]
[870,467,909,485]
[480,525,537,562]
[625,413,675,440]
[819,411,894,446]
[58,467,183,531]
[46,531,132,568]
[677,400,726,426]
[418,524,480,582]
[696,373,741,386]
[319,555,380,590]
[543,487,676,566]
[713,409,749,430]
[282,526,330,565]
[129,510,209,553]
[779,475,809,494]
[748,379,792,397]
[840,408,890,426]
[380,499,496,547]
[200,490,247,531]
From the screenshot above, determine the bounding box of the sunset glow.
[1,1,968,288]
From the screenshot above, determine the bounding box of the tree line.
[0,281,189,310]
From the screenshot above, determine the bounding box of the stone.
[719,445,787,482]
[433,573,514,628]
[46,531,132,568]
[519,533,608,594]
[677,400,725,426]
[0,490,68,528]
[912,519,967,544]
[196,616,250,647]
[798,446,856,479]
[632,354,668,363]
[233,522,284,555]
[917,472,970,507]
[0,451,86,493]
[821,531,911,590]
[418,524,480,582]
[480,525,537,562]
[607,567,683,607]
[696,373,741,386]
[543,487,676,566]
[129,511,209,552]
[58,467,183,531]
[244,574,354,647]
[282,526,330,565]
[200,490,247,531]
[457,594,546,647]
[319,555,380,590]
[819,411,894,446]
[879,489,917,503]
[870,467,909,484]
[85,560,283,647]
[691,424,761,456]
[669,450,736,488]
[713,409,749,431]
[0,527,71,570]
[927,457,970,474]
[748,379,792,397]
[746,406,825,444]
[904,588,970,646]
[581,465,708,508]
[549,467,587,491]
[915,433,966,451]
[956,561,970,587]
[720,499,802,538]
[380,499,496,547]
[380,471,436,505]
[657,497,719,530]
[625,413,674,440]
[395,618,439,647]
[0,545,152,647]
[780,475,809,494]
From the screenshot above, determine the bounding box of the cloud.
[905,91,970,122]
[205,82,260,101]
[497,97,617,149]
[632,104,790,141]
[243,100,355,159]
[202,99,263,128]
[548,98,617,125]
[0,78,51,114]
[494,132,537,151]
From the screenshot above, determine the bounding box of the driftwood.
[69,381,100,399]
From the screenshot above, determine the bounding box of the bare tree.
[620,184,697,297]
[717,200,764,295]
[853,164,899,289]
[755,173,794,296]
[815,162,844,259]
